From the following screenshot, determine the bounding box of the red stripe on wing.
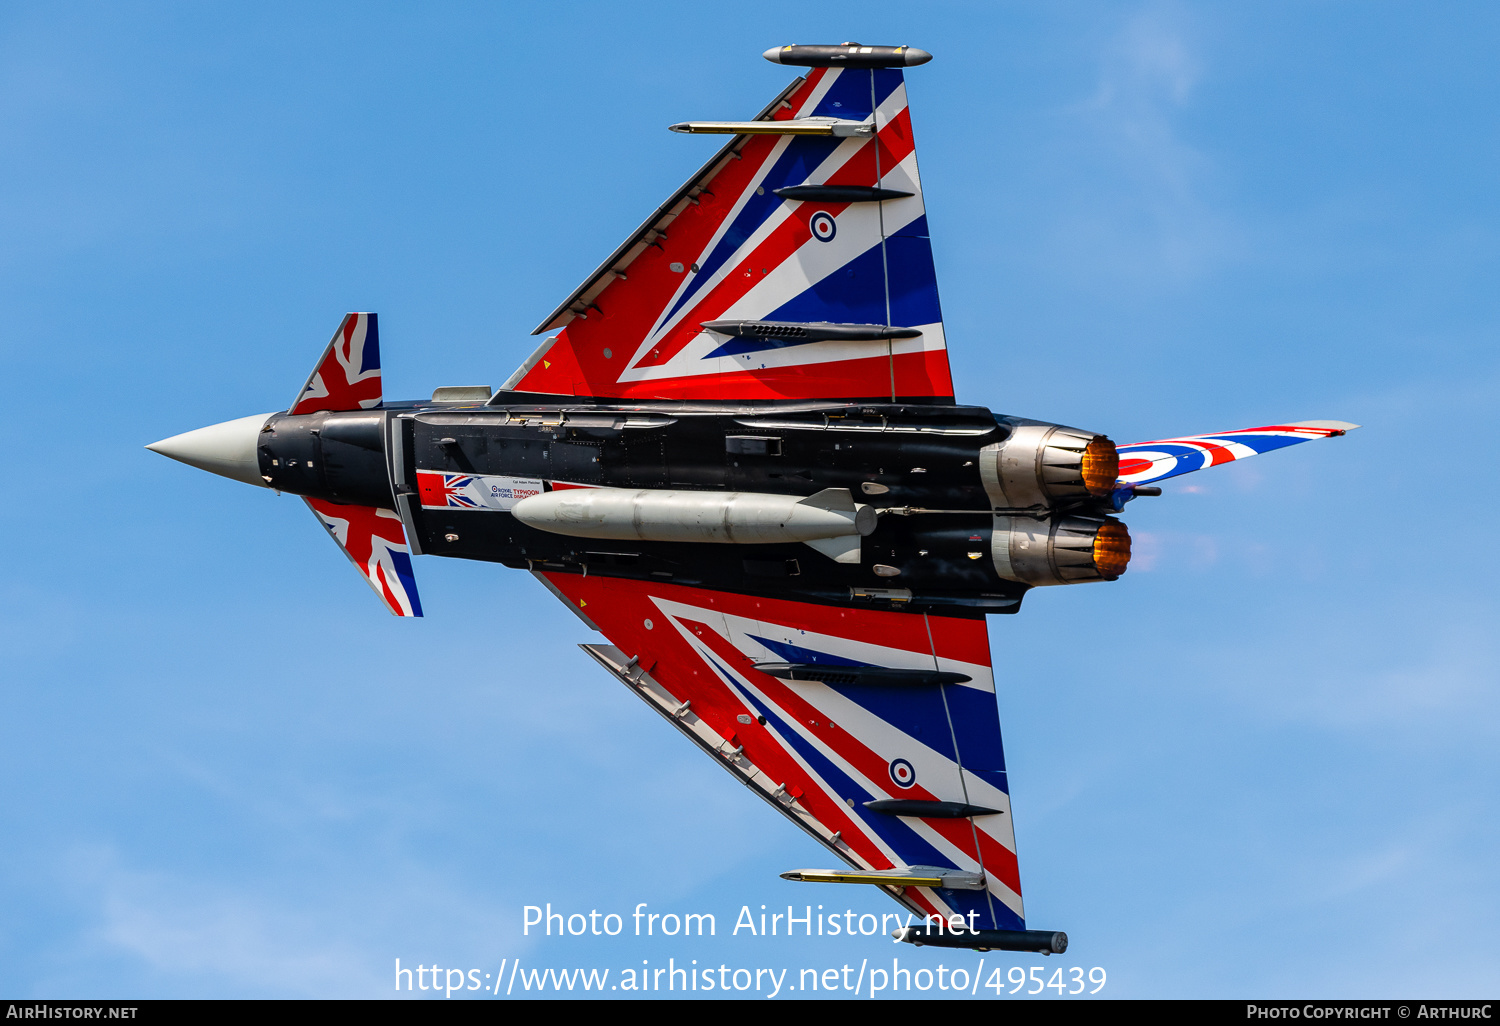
[680,613,1019,898]
[539,574,1011,896]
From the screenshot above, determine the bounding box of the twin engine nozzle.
[983,420,1131,587]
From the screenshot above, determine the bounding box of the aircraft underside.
[147,43,1356,953]
[256,396,1131,616]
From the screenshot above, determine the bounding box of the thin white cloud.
[1207,605,1500,736]
[58,847,527,997]
[1049,2,1240,287]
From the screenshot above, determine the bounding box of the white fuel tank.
[510,486,875,561]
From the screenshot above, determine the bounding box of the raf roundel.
[809,210,837,242]
[889,758,917,789]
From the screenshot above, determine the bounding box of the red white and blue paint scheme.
[508,53,951,404]
[292,312,385,417]
[548,576,1023,934]
[1115,422,1353,486]
[148,44,1357,955]
[306,497,422,618]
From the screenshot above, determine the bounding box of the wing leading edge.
[506,64,952,403]
[536,573,1024,931]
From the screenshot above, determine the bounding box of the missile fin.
[803,534,862,563]
[797,487,857,512]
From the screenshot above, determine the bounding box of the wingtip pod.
[894,926,1068,954]
[762,43,931,68]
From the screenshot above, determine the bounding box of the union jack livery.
[548,575,1024,929]
[291,312,383,417]
[148,42,1358,954]
[506,55,950,403]
[305,498,422,618]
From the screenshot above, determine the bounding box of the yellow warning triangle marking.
[543,360,552,369]
[579,599,587,607]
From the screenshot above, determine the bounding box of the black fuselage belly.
[253,397,1073,616]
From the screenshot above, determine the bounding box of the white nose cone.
[147,412,277,488]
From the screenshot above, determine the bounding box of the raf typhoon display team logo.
[809,210,837,242]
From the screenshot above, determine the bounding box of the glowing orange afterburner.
[1081,438,1120,497]
[1092,522,1132,578]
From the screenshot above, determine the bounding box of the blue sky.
[1,0,1496,1000]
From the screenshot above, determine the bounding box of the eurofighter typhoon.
[148,44,1356,953]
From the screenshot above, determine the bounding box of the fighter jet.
[148,44,1356,953]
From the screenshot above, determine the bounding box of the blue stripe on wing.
[659,135,845,330]
[705,654,1020,930]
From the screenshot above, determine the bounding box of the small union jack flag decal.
[415,471,544,511]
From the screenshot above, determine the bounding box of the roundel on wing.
[1116,451,1173,482]
[888,758,916,789]
[809,210,837,242]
